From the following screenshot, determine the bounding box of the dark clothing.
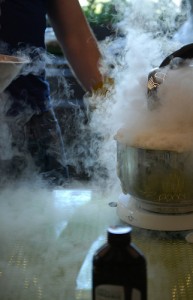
[0,0,69,184]
[6,73,51,115]
[0,0,46,48]
[0,0,49,113]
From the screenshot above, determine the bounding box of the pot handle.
[159,43,193,67]
[147,43,193,109]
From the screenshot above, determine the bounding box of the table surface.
[0,183,193,300]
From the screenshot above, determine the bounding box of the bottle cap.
[107,226,132,244]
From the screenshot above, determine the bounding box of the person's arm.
[46,0,103,92]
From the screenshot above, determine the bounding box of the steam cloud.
[0,0,192,299]
[83,0,189,186]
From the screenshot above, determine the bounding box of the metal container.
[116,44,193,214]
[117,141,193,214]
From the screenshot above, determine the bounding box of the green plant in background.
[82,0,119,26]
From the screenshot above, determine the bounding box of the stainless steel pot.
[117,141,193,214]
[116,43,193,214]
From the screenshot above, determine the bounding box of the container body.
[117,141,193,214]
[92,242,147,300]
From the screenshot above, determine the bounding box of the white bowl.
[0,54,29,93]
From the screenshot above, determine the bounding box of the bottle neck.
[107,226,132,245]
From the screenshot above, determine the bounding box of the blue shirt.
[0,0,51,114]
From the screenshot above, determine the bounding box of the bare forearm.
[47,0,103,91]
[62,33,102,91]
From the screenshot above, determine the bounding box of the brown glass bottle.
[92,226,147,300]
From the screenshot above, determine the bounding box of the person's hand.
[84,77,114,112]
[84,76,114,113]
[92,77,114,97]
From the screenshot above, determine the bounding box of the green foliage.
[82,0,119,25]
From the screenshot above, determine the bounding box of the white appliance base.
[117,194,193,231]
